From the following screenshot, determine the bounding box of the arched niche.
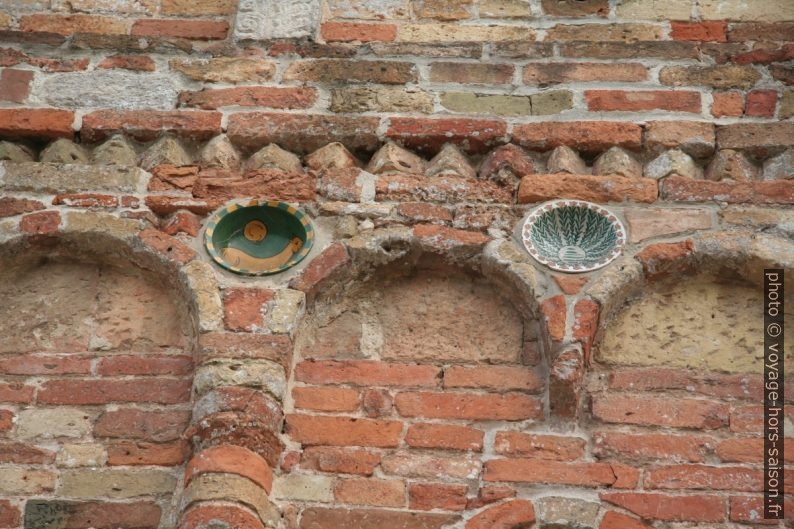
[591,232,794,375]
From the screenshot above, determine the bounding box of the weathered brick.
[671,21,727,42]
[284,59,415,84]
[170,57,275,83]
[592,394,729,429]
[645,121,715,158]
[398,23,531,42]
[179,504,265,529]
[20,210,61,235]
[162,0,235,15]
[0,69,33,103]
[593,431,713,463]
[301,447,381,476]
[330,86,433,113]
[98,54,156,71]
[410,483,468,511]
[376,173,512,203]
[485,459,637,487]
[82,110,220,142]
[717,437,794,463]
[513,121,641,153]
[524,62,648,84]
[179,87,316,110]
[94,408,189,441]
[745,89,777,117]
[228,113,380,154]
[39,378,191,405]
[494,432,586,461]
[186,445,273,493]
[293,386,360,412]
[662,176,794,205]
[547,23,662,42]
[405,423,484,451]
[430,62,513,84]
[107,440,187,466]
[518,174,658,204]
[20,14,128,36]
[334,478,405,507]
[717,122,794,156]
[660,65,761,89]
[299,508,458,529]
[586,90,701,112]
[729,496,794,524]
[381,454,480,479]
[443,365,542,392]
[561,41,699,60]
[600,492,725,522]
[321,22,396,42]
[465,499,535,529]
[296,360,441,387]
[286,414,402,447]
[542,0,607,16]
[395,391,542,421]
[131,19,228,40]
[387,117,507,154]
[600,511,653,529]
[23,501,161,529]
[0,108,74,141]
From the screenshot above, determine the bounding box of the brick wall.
[0,0,793,528]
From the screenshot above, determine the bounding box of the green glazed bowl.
[204,200,314,276]
[521,199,626,273]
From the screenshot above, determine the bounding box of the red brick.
[465,500,535,529]
[430,62,514,84]
[98,54,156,71]
[573,298,599,358]
[592,394,729,429]
[52,194,119,208]
[180,504,264,529]
[466,486,516,510]
[300,447,382,476]
[286,414,402,447]
[131,19,228,40]
[410,483,468,511]
[646,464,762,492]
[82,110,221,142]
[729,496,794,524]
[730,405,765,433]
[0,442,55,464]
[494,432,586,461]
[0,410,13,433]
[397,202,453,223]
[334,478,405,507]
[593,431,713,463]
[193,170,315,203]
[289,243,350,296]
[20,210,60,235]
[95,409,190,442]
[322,22,397,43]
[362,388,392,418]
[296,360,441,387]
[0,108,74,141]
[662,176,794,205]
[608,368,764,401]
[600,492,725,522]
[138,228,197,265]
[0,500,21,528]
[711,91,744,117]
[381,454,480,480]
[293,386,360,412]
[513,121,642,153]
[485,459,637,487]
[671,21,727,42]
[586,90,701,112]
[0,354,91,375]
[19,14,128,36]
[518,173,657,204]
[199,332,292,368]
[394,391,542,421]
[299,508,458,529]
[193,387,283,430]
[0,383,34,404]
[185,445,273,493]
[0,69,33,103]
[524,62,648,84]
[405,423,484,452]
[600,511,652,529]
[732,43,794,65]
[228,112,380,154]
[745,89,777,117]
[39,378,191,405]
[413,223,490,248]
[443,365,541,393]
[161,210,202,237]
[716,438,794,463]
[386,117,507,154]
[223,288,274,332]
[539,295,566,344]
[97,355,193,376]
[107,440,187,466]
[635,239,694,279]
[717,122,794,156]
[0,197,45,218]
[179,87,317,110]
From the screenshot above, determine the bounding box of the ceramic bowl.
[521,200,626,273]
[204,200,314,275]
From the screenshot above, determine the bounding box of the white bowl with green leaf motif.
[521,200,626,273]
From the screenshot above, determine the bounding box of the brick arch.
[0,220,281,529]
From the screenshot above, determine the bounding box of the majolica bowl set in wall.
[203,199,626,276]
